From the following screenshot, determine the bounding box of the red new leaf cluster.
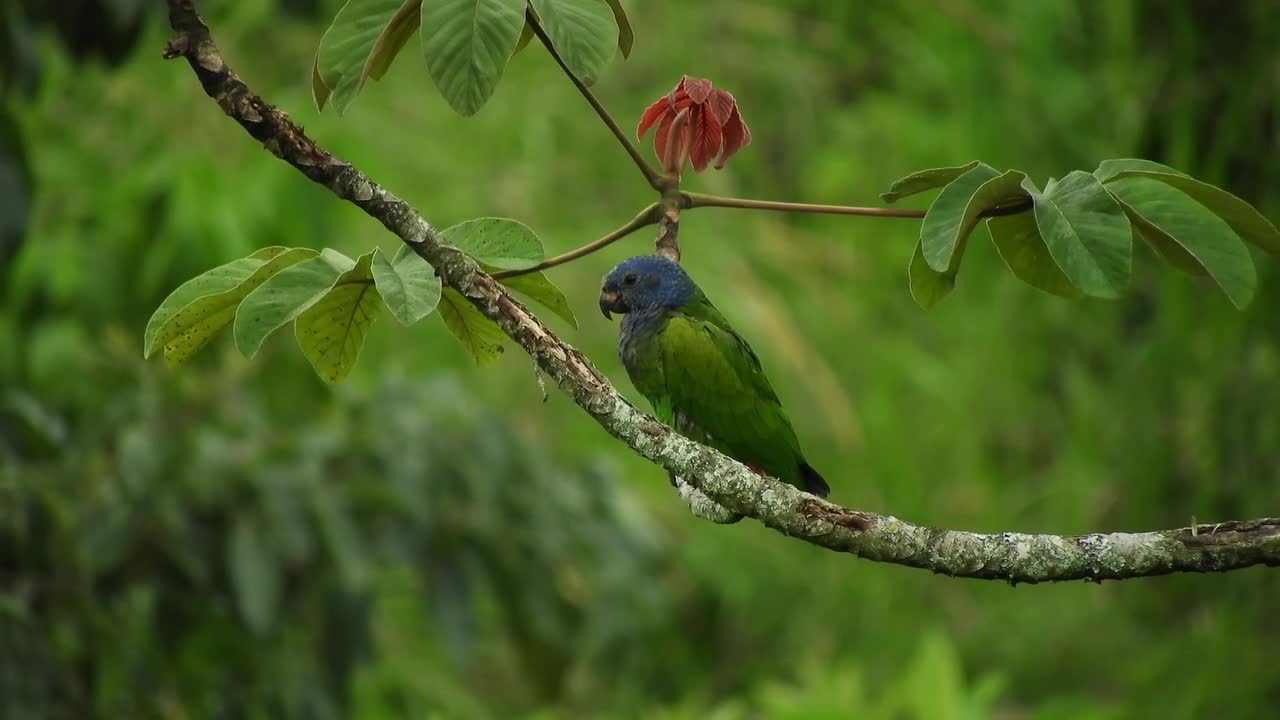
[636,75,752,176]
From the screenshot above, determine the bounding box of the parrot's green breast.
[618,293,827,496]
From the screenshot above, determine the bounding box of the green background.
[3,1,1279,717]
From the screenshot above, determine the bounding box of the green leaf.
[987,204,1082,299]
[880,161,980,204]
[312,62,331,113]
[420,0,526,116]
[438,287,505,365]
[907,241,954,309]
[313,0,408,114]
[296,251,384,383]
[234,250,355,358]
[920,165,1017,272]
[1094,158,1187,183]
[228,519,279,637]
[513,20,536,54]
[603,0,634,58]
[373,245,443,326]
[1107,177,1256,309]
[1120,200,1209,276]
[442,217,544,269]
[360,0,422,87]
[145,246,282,357]
[1102,170,1280,257]
[530,0,619,85]
[1025,171,1132,299]
[146,247,319,365]
[491,267,577,328]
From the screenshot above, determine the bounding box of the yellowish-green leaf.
[145,246,282,357]
[491,267,577,328]
[162,249,321,367]
[147,247,320,366]
[234,250,356,358]
[374,245,443,325]
[442,217,544,269]
[438,287,505,365]
[296,251,384,384]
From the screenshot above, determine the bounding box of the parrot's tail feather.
[800,463,830,497]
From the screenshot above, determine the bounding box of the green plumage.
[604,256,828,497]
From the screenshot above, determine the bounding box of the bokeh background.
[4,1,1280,718]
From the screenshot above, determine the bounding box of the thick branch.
[160,0,1280,583]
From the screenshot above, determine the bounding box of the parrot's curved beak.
[599,289,626,320]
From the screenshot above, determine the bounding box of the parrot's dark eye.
[622,272,639,286]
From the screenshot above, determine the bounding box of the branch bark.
[160,0,1280,583]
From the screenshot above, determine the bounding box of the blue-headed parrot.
[599,255,829,497]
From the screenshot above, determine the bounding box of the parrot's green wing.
[654,295,818,491]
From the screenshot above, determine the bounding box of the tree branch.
[491,203,660,280]
[160,0,1280,583]
[524,5,666,191]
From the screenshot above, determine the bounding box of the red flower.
[636,75,752,176]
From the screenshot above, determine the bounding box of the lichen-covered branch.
[160,0,1280,583]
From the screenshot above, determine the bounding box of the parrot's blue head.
[599,255,696,320]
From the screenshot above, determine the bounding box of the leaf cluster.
[312,0,632,116]
[144,218,575,380]
[884,159,1280,309]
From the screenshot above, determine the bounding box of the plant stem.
[492,203,661,279]
[525,6,666,191]
[682,192,1034,219]
[682,192,925,218]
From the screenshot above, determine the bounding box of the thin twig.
[524,5,666,191]
[492,203,661,279]
[682,192,1034,219]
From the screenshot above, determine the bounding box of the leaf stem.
[681,192,1034,219]
[682,192,925,218]
[492,203,661,278]
[524,5,667,191]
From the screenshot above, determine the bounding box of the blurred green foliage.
[3,1,1280,718]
